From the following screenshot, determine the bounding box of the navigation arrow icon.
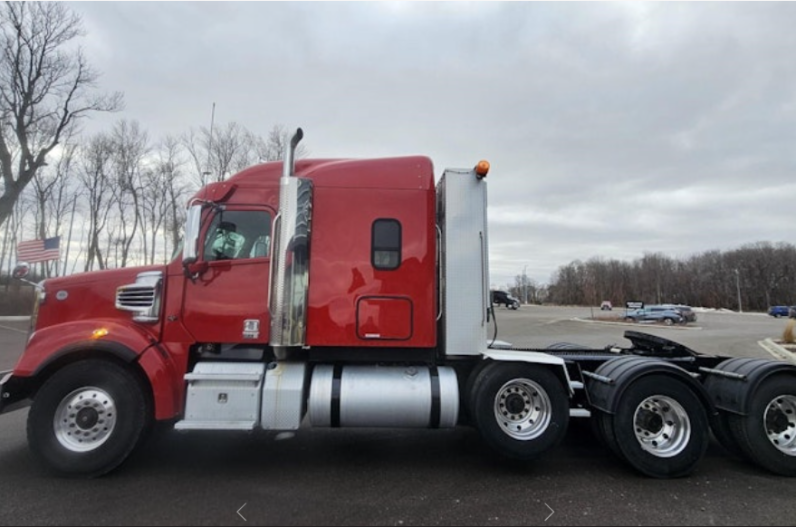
[545,503,554,522]
[237,503,247,522]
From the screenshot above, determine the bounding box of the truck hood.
[43,265,165,290]
[35,265,167,331]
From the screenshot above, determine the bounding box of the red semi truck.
[3,129,796,479]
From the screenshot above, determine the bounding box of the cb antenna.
[205,102,216,184]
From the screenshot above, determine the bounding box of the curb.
[573,318,703,331]
[0,316,30,322]
[758,338,796,364]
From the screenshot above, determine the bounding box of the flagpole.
[63,196,77,277]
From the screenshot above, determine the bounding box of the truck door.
[181,207,274,344]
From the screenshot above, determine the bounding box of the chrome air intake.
[269,128,313,358]
[116,270,163,323]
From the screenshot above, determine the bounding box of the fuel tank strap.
[331,364,343,428]
[429,366,440,429]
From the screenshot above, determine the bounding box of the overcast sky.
[71,2,796,287]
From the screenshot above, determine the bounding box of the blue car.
[768,306,796,318]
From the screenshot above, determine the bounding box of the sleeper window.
[372,219,401,270]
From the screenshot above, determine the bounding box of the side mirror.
[12,263,30,280]
[182,204,202,265]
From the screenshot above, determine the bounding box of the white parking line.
[758,339,796,364]
[0,323,27,334]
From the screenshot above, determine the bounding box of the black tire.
[472,362,569,460]
[27,360,150,478]
[511,301,519,310]
[590,410,622,459]
[709,410,746,459]
[663,318,675,326]
[463,360,491,426]
[606,375,709,478]
[727,375,796,476]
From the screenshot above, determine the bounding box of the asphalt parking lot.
[1,309,795,526]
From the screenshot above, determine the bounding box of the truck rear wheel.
[606,375,709,478]
[709,411,746,459]
[472,362,568,461]
[27,360,150,478]
[591,411,622,458]
[727,375,796,476]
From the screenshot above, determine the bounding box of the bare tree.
[249,124,309,162]
[183,122,251,187]
[156,135,189,262]
[108,119,148,268]
[77,133,115,271]
[29,141,78,276]
[183,122,309,188]
[0,2,122,229]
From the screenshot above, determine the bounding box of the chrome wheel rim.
[54,387,117,453]
[633,395,690,458]
[494,378,551,440]
[764,395,796,456]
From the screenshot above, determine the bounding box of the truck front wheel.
[27,360,150,477]
[472,363,569,461]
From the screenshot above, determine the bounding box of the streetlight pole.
[523,265,528,305]
[735,268,743,313]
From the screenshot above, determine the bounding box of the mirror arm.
[182,256,198,283]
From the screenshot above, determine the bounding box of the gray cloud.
[72,2,796,285]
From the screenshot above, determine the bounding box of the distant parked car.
[658,304,697,323]
[491,290,520,310]
[624,306,684,326]
[600,300,613,311]
[768,306,796,318]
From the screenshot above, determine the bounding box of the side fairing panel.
[438,169,490,356]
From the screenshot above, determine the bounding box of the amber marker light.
[91,328,109,339]
[475,160,490,179]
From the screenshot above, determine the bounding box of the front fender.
[14,319,182,420]
[15,319,156,376]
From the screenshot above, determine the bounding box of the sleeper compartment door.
[356,296,413,341]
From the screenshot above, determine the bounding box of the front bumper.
[0,370,31,415]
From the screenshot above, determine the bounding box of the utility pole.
[735,268,743,313]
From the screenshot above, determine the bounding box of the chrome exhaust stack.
[269,128,313,359]
[281,128,303,181]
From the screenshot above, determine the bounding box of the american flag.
[17,236,61,263]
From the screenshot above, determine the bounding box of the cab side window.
[203,210,272,261]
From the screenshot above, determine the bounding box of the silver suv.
[624,306,684,326]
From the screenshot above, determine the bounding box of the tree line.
[512,242,796,312]
[0,119,307,277]
[0,3,306,278]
